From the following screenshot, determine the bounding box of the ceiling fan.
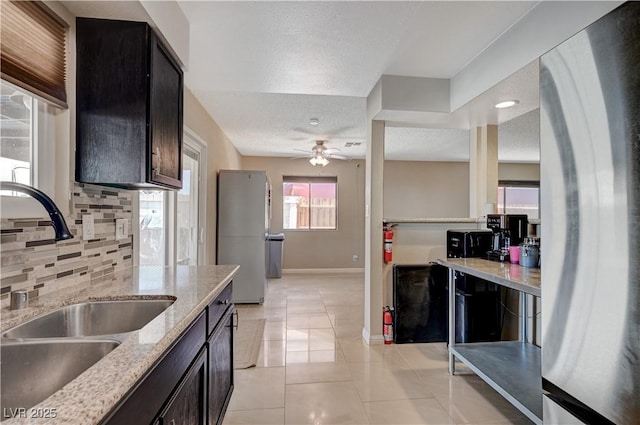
[291,140,351,166]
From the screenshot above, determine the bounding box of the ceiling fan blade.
[327,154,351,160]
[290,154,313,159]
[293,148,313,153]
[324,148,341,153]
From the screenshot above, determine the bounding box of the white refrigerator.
[217,170,270,303]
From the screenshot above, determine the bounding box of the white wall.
[383,161,469,219]
[184,89,243,265]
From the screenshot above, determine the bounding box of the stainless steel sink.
[3,299,175,339]
[0,340,120,413]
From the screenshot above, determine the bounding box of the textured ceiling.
[181,1,536,96]
[60,1,618,164]
[179,1,544,163]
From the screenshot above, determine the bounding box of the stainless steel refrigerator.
[540,2,639,424]
[217,170,270,303]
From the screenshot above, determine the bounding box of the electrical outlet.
[352,254,359,262]
[82,214,95,240]
[115,218,128,240]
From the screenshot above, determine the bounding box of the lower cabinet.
[155,348,207,425]
[101,282,233,425]
[208,308,234,425]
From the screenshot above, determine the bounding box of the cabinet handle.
[152,147,161,174]
[232,309,239,330]
[218,299,230,305]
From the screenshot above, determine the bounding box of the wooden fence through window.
[296,197,336,229]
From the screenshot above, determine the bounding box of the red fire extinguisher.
[383,226,393,263]
[383,306,393,344]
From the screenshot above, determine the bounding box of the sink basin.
[0,340,120,413]
[3,299,175,339]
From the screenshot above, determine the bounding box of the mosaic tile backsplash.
[1,183,133,308]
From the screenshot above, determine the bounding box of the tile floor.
[223,273,533,425]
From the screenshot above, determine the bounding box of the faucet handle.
[10,289,28,310]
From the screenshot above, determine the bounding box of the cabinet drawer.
[208,282,232,336]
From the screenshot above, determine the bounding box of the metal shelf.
[441,259,543,424]
[451,341,542,424]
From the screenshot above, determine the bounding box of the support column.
[469,125,498,217]
[363,119,385,343]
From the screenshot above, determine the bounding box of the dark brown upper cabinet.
[76,18,183,190]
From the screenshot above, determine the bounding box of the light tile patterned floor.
[223,273,532,425]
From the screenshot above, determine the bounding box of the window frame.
[179,128,208,265]
[282,176,338,231]
[0,80,57,218]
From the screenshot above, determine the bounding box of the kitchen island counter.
[1,265,239,425]
[437,257,540,297]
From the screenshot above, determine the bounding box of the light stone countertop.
[1,264,239,425]
[437,257,541,297]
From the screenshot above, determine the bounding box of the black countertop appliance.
[446,229,492,258]
[486,214,528,262]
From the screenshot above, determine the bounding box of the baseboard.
[361,327,384,345]
[282,268,365,275]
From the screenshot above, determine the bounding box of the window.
[283,176,337,230]
[176,135,206,265]
[497,181,540,219]
[0,81,34,187]
[0,80,56,202]
[139,190,168,266]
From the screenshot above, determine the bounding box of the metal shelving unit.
[438,258,542,425]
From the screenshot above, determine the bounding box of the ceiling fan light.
[319,157,329,166]
[309,157,318,166]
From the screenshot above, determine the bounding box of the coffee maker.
[486,214,528,262]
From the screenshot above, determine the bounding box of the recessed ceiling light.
[309,118,319,126]
[494,100,520,109]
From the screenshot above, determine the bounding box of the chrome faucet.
[1,181,73,241]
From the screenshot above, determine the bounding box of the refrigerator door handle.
[542,380,616,425]
[543,395,586,425]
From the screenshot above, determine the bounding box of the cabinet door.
[149,34,183,189]
[158,347,207,425]
[208,309,234,425]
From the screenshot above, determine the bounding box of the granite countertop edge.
[1,264,239,425]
